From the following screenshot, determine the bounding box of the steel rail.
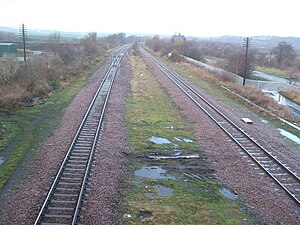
[34,45,129,225]
[140,47,300,206]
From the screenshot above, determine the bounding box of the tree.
[271,41,296,68]
[48,32,61,56]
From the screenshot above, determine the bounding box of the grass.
[256,66,289,79]
[280,90,300,105]
[123,54,260,224]
[0,61,102,191]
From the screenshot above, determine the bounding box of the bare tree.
[271,41,296,68]
[48,32,61,56]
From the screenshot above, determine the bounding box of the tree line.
[145,35,300,80]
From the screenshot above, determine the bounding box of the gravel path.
[142,55,300,224]
[0,60,111,224]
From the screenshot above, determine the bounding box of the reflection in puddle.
[173,137,194,143]
[278,128,300,145]
[219,188,239,200]
[263,91,300,119]
[148,136,171,144]
[0,156,4,165]
[148,154,199,160]
[146,185,174,198]
[260,118,269,124]
[154,185,173,196]
[183,138,193,143]
[135,166,176,180]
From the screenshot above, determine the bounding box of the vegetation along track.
[140,47,300,206]
[34,45,129,225]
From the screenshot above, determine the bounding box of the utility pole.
[243,37,250,86]
[20,24,27,62]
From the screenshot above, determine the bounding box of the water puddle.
[135,166,176,180]
[0,156,4,165]
[154,185,173,196]
[173,137,194,143]
[165,126,174,129]
[219,188,239,200]
[260,118,269,124]
[263,91,300,119]
[148,154,199,160]
[174,137,182,142]
[278,128,300,145]
[183,138,193,143]
[148,136,171,144]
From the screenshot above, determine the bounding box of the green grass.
[123,55,260,224]
[0,61,101,191]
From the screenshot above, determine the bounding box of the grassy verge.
[256,66,289,79]
[0,61,103,191]
[123,54,260,224]
[280,90,300,105]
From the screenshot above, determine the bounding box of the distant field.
[28,34,79,41]
[256,66,289,78]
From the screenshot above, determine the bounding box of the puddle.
[278,128,300,145]
[174,137,182,142]
[135,166,176,180]
[148,136,171,144]
[183,138,193,143]
[148,154,199,160]
[154,185,173,196]
[219,188,239,200]
[260,118,269,124]
[173,137,193,143]
[263,91,300,119]
[0,156,4,165]
[165,126,174,129]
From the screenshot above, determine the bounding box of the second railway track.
[34,45,129,225]
[140,47,300,206]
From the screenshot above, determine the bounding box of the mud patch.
[138,210,152,219]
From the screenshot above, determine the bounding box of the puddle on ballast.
[148,136,171,144]
[219,188,239,200]
[278,128,300,145]
[0,156,4,165]
[135,166,176,180]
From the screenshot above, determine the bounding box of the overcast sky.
[0,0,299,37]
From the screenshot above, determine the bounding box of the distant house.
[0,43,17,57]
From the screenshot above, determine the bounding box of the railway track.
[34,45,129,225]
[140,47,300,206]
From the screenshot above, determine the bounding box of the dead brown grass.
[280,90,300,105]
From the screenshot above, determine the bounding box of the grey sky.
[0,0,299,37]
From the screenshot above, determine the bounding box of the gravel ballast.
[142,54,300,224]
[0,60,112,224]
[1,50,300,224]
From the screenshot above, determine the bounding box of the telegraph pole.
[243,37,250,86]
[20,24,27,62]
